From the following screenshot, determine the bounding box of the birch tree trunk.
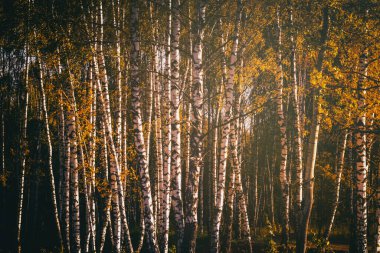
[324,130,348,241]
[212,106,220,209]
[112,0,123,168]
[70,77,95,253]
[355,33,368,253]
[88,67,96,253]
[159,1,172,251]
[17,45,29,253]
[58,91,65,222]
[93,57,133,253]
[62,70,81,253]
[289,7,304,250]
[63,87,71,253]
[276,6,290,247]
[170,0,185,251]
[86,5,133,245]
[184,1,192,193]
[130,2,159,251]
[93,3,121,251]
[36,54,63,249]
[154,61,163,227]
[225,168,235,253]
[183,1,206,251]
[230,92,252,253]
[211,1,242,251]
[298,8,328,253]
[98,120,111,253]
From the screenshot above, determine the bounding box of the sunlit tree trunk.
[58,91,65,222]
[94,3,121,251]
[159,1,172,252]
[171,0,185,251]
[212,107,220,209]
[183,1,206,251]
[355,33,368,253]
[136,194,145,253]
[88,66,96,253]
[112,0,123,168]
[98,120,111,253]
[225,167,235,253]
[37,54,63,249]
[324,130,348,241]
[211,1,242,251]
[276,6,289,247]
[289,6,304,251]
[154,60,163,226]
[230,93,252,253]
[184,1,192,193]
[298,8,328,253]
[66,72,81,253]
[62,84,71,253]
[69,73,94,253]
[17,44,29,253]
[93,56,133,252]
[130,2,159,251]
[78,138,92,253]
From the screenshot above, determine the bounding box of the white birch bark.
[184,1,192,193]
[159,1,172,251]
[69,77,95,253]
[58,91,65,222]
[183,1,206,251]
[230,95,252,253]
[211,1,242,251]
[88,66,96,253]
[17,45,29,253]
[66,73,81,253]
[225,165,235,253]
[324,130,348,241]
[154,63,163,227]
[276,6,290,246]
[130,2,159,251]
[290,5,303,214]
[212,108,220,209]
[93,4,121,250]
[299,8,328,252]
[63,90,71,253]
[93,57,133,253]
[149,3,161,226]
[170,0,185,251]
[37,55,63,249]
[98,120,111,253]
[112,0,123,168]
[355,42,368,253]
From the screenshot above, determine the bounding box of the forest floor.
[287,243,349,253]
[190,236,350,252]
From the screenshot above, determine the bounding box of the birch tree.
[355,25,368,253]
[171,0,185,251]
[275,5,290,247]
[36,53,63,250]
[298,7,329,253]
[16,43,29,253]
[183,1,206,251]
[130,1,159,251]
[211,1,242,251]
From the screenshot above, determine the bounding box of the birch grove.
[1,0,380,253]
